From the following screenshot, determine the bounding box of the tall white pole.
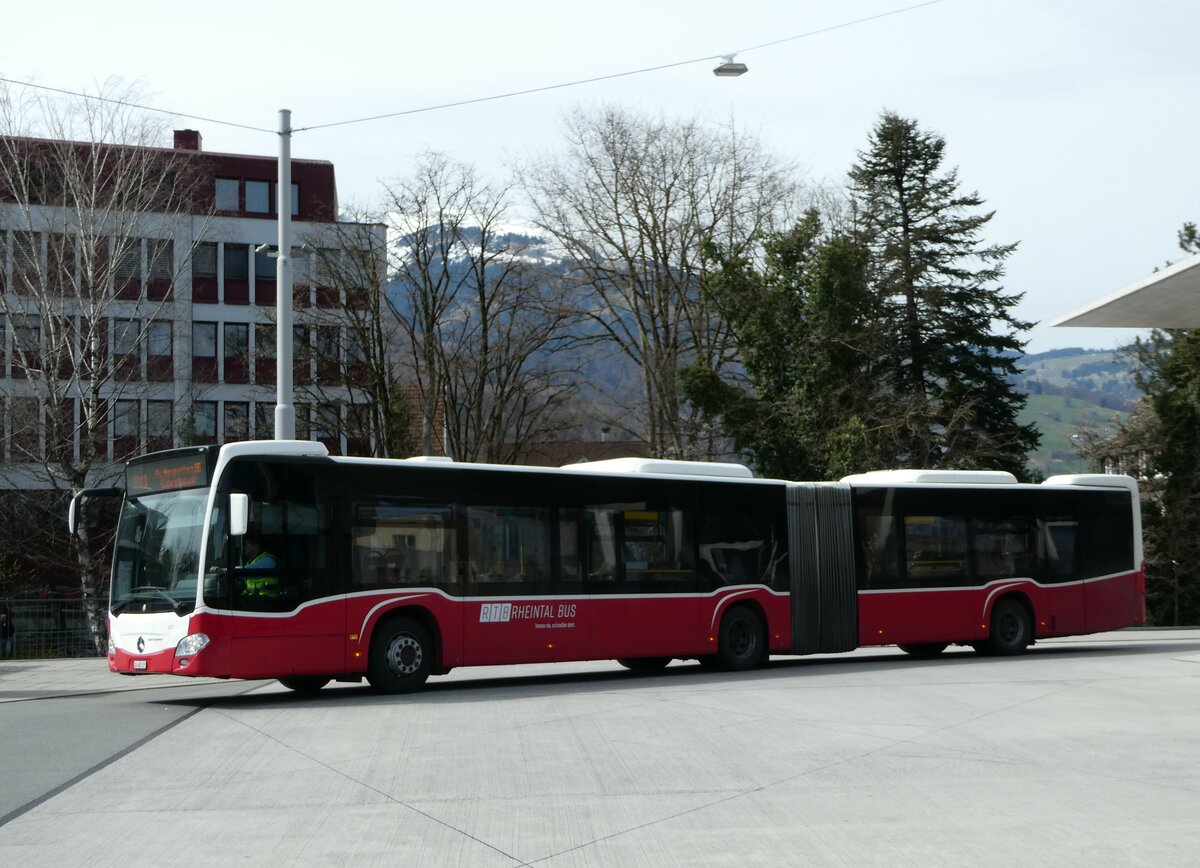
[274,109,295,440]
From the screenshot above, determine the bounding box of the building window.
[315,325,340,382]
[291,183,300,216]
[114,239,141,298]
[147,400,173,451]
[254,323,276,385]
[12,231,41,281]
[148,239,173,280]
[224,401,249,442]
[192,242,218,302]
[223,322,249,383]
[224,243,249,281]
[113,318,140,356]
[113,399,139,455]
[192,401,217,441]
[10,396,40,459]
[13,316,40,353]
[295,402,310,440]
[223,323,249,358]
[254,245,276,280]
[245,180,270,214]
[147,321,171,356]
[314,404,340,453]
[192,322,217,357]
[147,239,174,299]
[193,242,217,279]
[223,243,250,304]
[215,178,239,211]
[254,401,274,440]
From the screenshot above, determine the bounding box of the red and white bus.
[76,440,1144,693]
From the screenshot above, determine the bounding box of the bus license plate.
[133,660,148,671]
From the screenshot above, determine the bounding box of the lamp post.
[274,108,295,440]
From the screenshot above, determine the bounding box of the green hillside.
[1019,393,1127,476]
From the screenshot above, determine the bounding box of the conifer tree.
[848,111,1039,474]
[684,209,880,479]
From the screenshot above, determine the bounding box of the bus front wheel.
[368,616,433,693]
[717,605,765,671]
[980,599,1032,656]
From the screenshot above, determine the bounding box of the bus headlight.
[176,633,210,657]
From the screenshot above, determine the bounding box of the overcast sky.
[5,0,1196,353]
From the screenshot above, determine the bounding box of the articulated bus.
[74,440,1144,693]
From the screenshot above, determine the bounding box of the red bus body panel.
[137,587,793,680]
[857,571,1141,648]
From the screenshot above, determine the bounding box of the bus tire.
[617,657,671,672]
[717,605,765,671]
[368,616,433,693]
[898,643,949,658]
[278,676,330,693]
[982,598,1032,656]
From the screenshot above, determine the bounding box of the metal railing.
[1,599,102,659]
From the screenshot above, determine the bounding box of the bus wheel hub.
[387,635,422,676]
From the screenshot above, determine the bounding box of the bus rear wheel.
[717,605,766,671]
[278,676,330,693]
[617,657,672,672]
[980,599,1032,656]
[368,616,433,693]
[898,643,949,658]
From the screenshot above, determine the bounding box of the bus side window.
[857,504,901,589]
[466,505,553,595]
[622,507,694,592]
[903,514,969,586]
[973,516,1037,580]
[558,510,583,591]
[1041,518,1078,582]
[585,507,620,587]
[350,501,460,593]
[699,512,782,589]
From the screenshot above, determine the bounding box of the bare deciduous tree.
[294,215,414,458]
[522,107,796,458]
[386,152,581,463]
[0,80,205,649]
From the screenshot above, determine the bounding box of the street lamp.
[713,55,748,77]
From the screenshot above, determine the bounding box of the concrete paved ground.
[2,630,1199,866]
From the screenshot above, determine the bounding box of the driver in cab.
[239,531,280,598]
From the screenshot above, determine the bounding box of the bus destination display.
[127,453,210,495]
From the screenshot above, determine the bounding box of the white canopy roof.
[1053,251,1200,328]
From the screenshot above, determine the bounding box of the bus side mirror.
[68,487,123,535]
[229,493,250,537]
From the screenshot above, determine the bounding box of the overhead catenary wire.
[0,0,944,138]
[296,0,944,133]
[0,75,275,134]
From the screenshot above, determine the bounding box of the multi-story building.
[0,128,386,477]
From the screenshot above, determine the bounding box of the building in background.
[0,128,387,472]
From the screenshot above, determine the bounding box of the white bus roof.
[841,469,1019,485]
[560,457,755,479]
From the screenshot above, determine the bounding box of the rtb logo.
[479,603,512,623]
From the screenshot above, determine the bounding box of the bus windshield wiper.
[113,587,190,616]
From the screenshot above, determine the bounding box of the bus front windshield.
[111,489,210,615]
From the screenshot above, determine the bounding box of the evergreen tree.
[1133,329,1200,624]
[684,209,880,479]
[1075,224,1200,624]
[848,112,1039,475]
